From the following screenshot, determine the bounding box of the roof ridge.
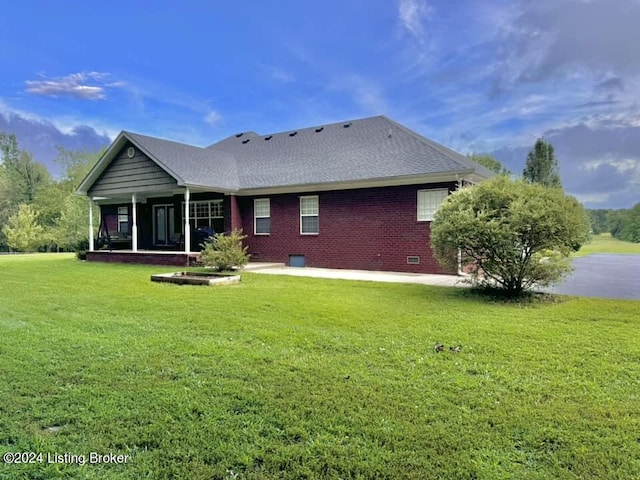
[125,130,206,151]
[248,115,386,139]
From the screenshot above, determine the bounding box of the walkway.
[243,262,463,287]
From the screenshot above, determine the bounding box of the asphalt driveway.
[547,254,640,300]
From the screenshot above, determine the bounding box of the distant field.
[0,255,639,479]
[575,232,640,256]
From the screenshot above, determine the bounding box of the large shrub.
[199,229,249,272]
[431,176,590,297]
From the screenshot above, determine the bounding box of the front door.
[153,205,175,246]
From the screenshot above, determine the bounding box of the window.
[254,198,270,235]
[118,206,129,234]
[186,200,224,232]
[300,196,319,234]
[417,189,448,221]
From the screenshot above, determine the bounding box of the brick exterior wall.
[239,183,457,274]
[225,195,243,232]
[87,251,199,266]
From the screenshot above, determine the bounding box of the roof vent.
[235,133,244,138]
[264,135,273,141]
[242,138,250,144]
[289,131,297,137]
[343,122,352,128]
[315,127,324,132]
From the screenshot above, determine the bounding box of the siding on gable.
[88,143,177,196]
[239,182,457,274]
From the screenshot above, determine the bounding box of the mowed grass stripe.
[0,255,639,479]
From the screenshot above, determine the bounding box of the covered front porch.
[78,134,243,266]
[88,188,242,264]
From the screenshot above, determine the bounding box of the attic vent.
[264,135,273,141]
[343,122,352,128]
[242,138,250,144]
[289,131,297,137]
[127,147,135,158]
[235,133,244,138]
[315,127,324,132]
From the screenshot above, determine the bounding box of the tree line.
[0,132,102,252]
[587,206,640,243]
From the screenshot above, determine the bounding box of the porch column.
[132,194,138,252]
[88,197,94,252]
[184,187,191,254]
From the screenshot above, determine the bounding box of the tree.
[0,168,12,248]
[523,138,562,188]
[0,134,21,248]
[587,209,610,235]
[33,147,102,250]
[0,133,51,249]
[3,150,51,204]
[608,203,640,243]
[50,195,92,251]
[2,203,45,252]
[0,132,20,166]
[469,153,510,175]
[431,176,590,297]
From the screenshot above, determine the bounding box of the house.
[76,115,494,273]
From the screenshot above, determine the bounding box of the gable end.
[88,142,178,196]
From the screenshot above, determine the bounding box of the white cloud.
[397,0,431,43]
[24,72,121,100]
[329,74,389,115]
[264,66,295,83]
[204,110,222,126]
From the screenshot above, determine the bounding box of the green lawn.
[1,255,639,479]
[575,233,640,256]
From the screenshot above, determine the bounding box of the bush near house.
[431,176,591,297]
[199,229,250,271]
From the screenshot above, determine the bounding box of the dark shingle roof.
[79,115,494,195]
[207,116,493,189]
[124,131,240,189]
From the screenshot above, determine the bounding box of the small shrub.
[200,229,249,272]
[74,238,89,260]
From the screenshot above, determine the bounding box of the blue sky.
[1,0,639,208]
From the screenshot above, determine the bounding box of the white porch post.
[132,194,138,252]
[184,187,191,254]
[88,197,94,252]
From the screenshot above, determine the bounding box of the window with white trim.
[118,206,129,233]
[185,200,224,231]
[417,189,448,221]
[254,198,270,235]
[300,196,319,234]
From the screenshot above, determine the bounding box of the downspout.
[455,175,465,276]
[457,248,464,276]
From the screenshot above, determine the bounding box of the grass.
[575,233,640,256]
[1,255,639,479]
